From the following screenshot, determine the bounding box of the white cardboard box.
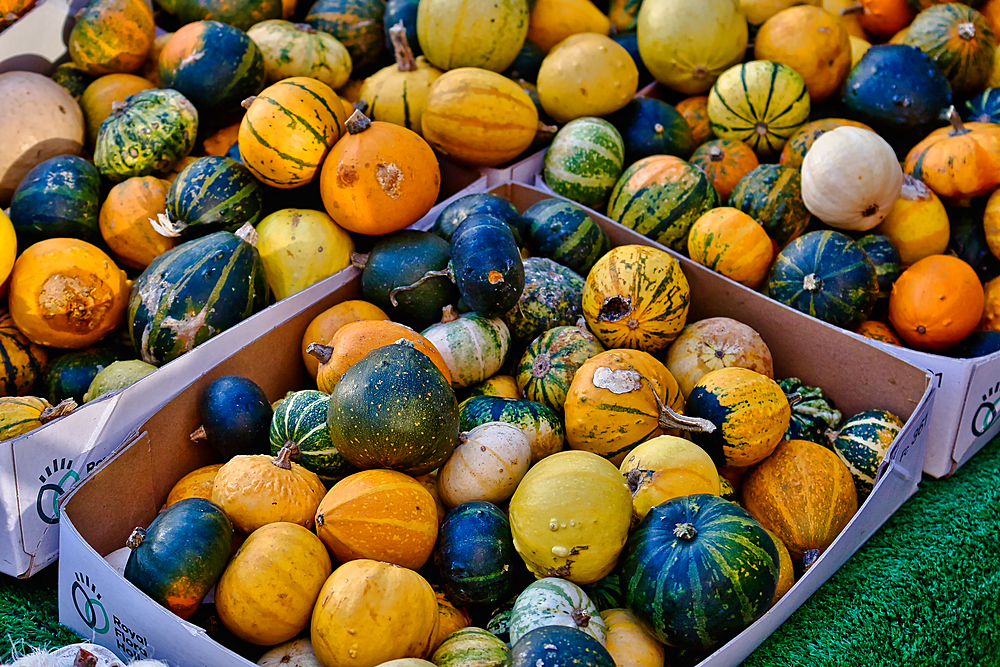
[58,182,933,667]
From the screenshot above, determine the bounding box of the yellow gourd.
[740,0,822,25]
[416,0,529,72]
[256,209,355,301]
[619,435,721,523]
[0,210,14,289]
[874,174,950,266]
[527,0,611,52]
[0,396,76,441]
[600,608,665,667]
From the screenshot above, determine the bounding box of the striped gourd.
[157,157,263,239]
[359,26,442,135]
[965,87,1000,122]
[707,61,811,158]
[857,233,902,307]
[504,258,584,346]
[904,3,997,95]
[270,390,356,483]
[486,600,516,644]
[508,627,614,667]
[421,312,510,389]
[509,578,606,646]
[0,309,47,397]
[458,395,565,464]
[0,396,75,441]
[766,230,879,329]
[434,502,519,607]
[167,0,282,31]
[516,326,605,414]
[523,199,611,276]
[778,377,842,445]
[416,0,529,72]
[542,118,625,209]
[80,73,156,149]
[606,156,720,252]
[686,207,774,289]
[40,345,132,406]
[305,0,387,69]
[728,164,811,247]
[128,224,269,366]
[239,77,346,189]
[778,118,876,169]
[619,494,779,649]
[688,138,758,201]
[831,409,904,500]
[581,573,623,613]
[68,0,154,76]
[9,155,101,246]
[432,627,509,667]
[664,317,774,399]
[94,88,198,182]
[247,20,353,88]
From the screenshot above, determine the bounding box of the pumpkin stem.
[440,304,460,323]
[241,96,257,110]
[294,22,317,33]
[110,100,129,118]
[389,21,418,72]
[839,1,862,15]
[125,527,146,550]
[389,266,455,307]
[570,607,591,629]
[944,106,970,137]
[673,522,698,540]
[39,398,77,424]
[354,98,369,113]
[307,342,335,365]
[709,145,724,162]
[346,109,372,135]
[458,432,469,445]
[235,221,259,247]
[150,212,183,238]
[190,425,207,442]
[803,273,823,293]
[625,467,654,496]
[802,548,820,571]
[658,404,717,434]
[272,442,299,470]
[284,439,301,461]
[958,21,976,41]
[350,252,369,269]
[785,391,803,407]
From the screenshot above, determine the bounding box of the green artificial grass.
[0,564,81,661]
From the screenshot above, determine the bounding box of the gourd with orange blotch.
[68,0,154,76]
[675,95,713,147]
[855,320,903,345]
[905,106,1000,200]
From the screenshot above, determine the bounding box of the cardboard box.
[59,182,932,667]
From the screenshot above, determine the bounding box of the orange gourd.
[8,239,130,349]
[824,0,869,38]
[766,528,795,605]
[301,300,390,379]
[314,469,439,570]
[855,320,903,345]
[888,254,985,351]
[308,319,451,393]
[203,122,241,156]
[99,176,178,270]
[320,110,440,235]
[841,0,914,37]
[984,0,1000,35]
[80,73,155,148]
[687,207,774,288]
[904,107,1000,200]
[981,275,1000,331]
[741,439,858,560]
[675,95,713,147]
[414,472,449,525]
[982,186,1000,261]
[600,608,665,667]
[68,0,155,75]
[431,586,470,651]
[165,463,224,508]
[689,138,758,200]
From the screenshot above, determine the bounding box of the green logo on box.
[72,572,109,635]
[971,382,1000,438]
[35,458,80,525]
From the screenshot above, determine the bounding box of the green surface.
[0,437,998,664]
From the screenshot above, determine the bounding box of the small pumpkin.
[156,156,264,239]
[874,174,950,266]
[522,199,611,277]
[830,409,904,501]
[165,464,224,507]
[844,0,915,37]
[516,326,605,414]
[689,138,759,201]
[431,587,471,651]
[665,317,774,399]
[675,95,713,147]
[80,73,155,149]
[686,207,774,288]
[508,627,615,667]
[0,396,76,441]
[502,258,584,346]
[904,107,1000,200]
[0,309,48,397]
[68,0,155,76]
[903,3,997,96]
[301,300,390,379]
[256,209,355,301]
[437,422,532,507]
[619,435,721,523]
[247,20,353,88]
[857,233,902,308]
[855,320,904,345]
[420,310,507,389]
[542,118,625,209]
[270,390,357,483]
[198,376,269,460]
[509,578,607,646]
[778,118,876,170]
[305,0,386,69]
[99,176,178,270]
[728,164,811,248]
[9,155,102,247]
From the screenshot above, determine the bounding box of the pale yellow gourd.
[874,175,950,266]
[600,608,665,667]
[619,435,721,523]
[740,0,821,25]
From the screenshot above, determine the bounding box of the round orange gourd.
[8,239,130,349]
[99,176,178,270]
[665,317,774,398]
[904,108,1000,200]
[309,319,451,393]
[600,608,665,667]
[874,175,950,266]
[741,439,858,560]
[888,254,985,351]
[311,559,439,667]
[80,73,155,148]
[216,522,333,645]
[314,469,439,570]
[431,586,470,651]
[619,435,721,523]
[141,32,173,86]
[981,275,1000,331]
[765,528,795,605]
[320,110,440,235]
[689,138,758,201]
[301,300,390,379]
[165,463,224,507]
[844,0,914,37]
[203,122,241,156]
[687,207,774,288]
[675,95,713,147]
[68,0,155,76]
[755,6,852,103]
[855,319,902,345]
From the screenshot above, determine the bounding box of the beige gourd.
[437,422,532,507]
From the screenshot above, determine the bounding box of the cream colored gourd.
[255,209,355,301]
[416,0,529,72]
[247,21,352,89]
[801,126,903,231]
[437,422,532,507]
[665,317,773,398]
[637,0,748,94]
[257,638,323,667]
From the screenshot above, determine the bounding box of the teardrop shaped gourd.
[665,317,774,399]
[619,435,721,523]
[437,422,532,507]
[256,208,355,301]
[509,578,607,646]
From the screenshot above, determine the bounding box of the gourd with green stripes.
[779,377,843,444]
[508,577,607,647]
[831,409,904,501]
[270,390,356,484]
[432,627,509,667]
[542,118,625,209]
[728,164,812,248]
[305,0,387,69]
[458,395,565,464]
[0,309,48,397]
[155,157,264,240]
[503,258,585,346]
[421,311,511,389]
[581,573,623,612]
[707,60,811,158]
[522,198,611,276]
[0,396,75,441]
[516,326,605,414]
[9,156,102,246]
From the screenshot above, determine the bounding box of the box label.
[957,363,1000,462]
[69,571,111,635]
[33,454,109,524]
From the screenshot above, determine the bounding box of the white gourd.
[437,421,532,507]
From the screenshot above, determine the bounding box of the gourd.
[830,409,904,501]
[527,0,611,53]
[432,626,509,667]
[320,110,440,235]
[305,0,386,69]
[801,127,904,231]
[689,139,758,201]
[247,21,352,88]
[779,377,843,444]
[10,154,101,245]
[767,529,795,605]
[874,175,950,266]
[607,156,720,252]
[857,234,902,308]
[508,450,633,584]
[93,88,198,182]
[509,578,606,646]
[421,310,510,389]
[82,359,156,403]
[948,203,1000,282]
[8,239,130,349]
[778,118,875,169]
[536,33,638,124]
[0,396,76,441]
[684,367,791,468]
[965,86,1000,122]
[434,502,519,607]
[542,118,625,209]
[155,156,264,239]
[904,107,1000,200]
[51,63,93,101]
[0,211,13,289]
[619,435,721,522]
[360,24,443,135]
[0,309,47,396]
[581,244,691,353]
[707,60,811,158]
[432,588,471,651]
[421,68,538,168]
[327,343,459,475]
[68,0,154,76]
[256,209,355,301]
[99,176,177,270]
[516,327,604,414]
[314,469,439,569]
[741,439,859,559]
[165,464,224,507]
[903,3,997,95]
[468,375,520,399]
[211,442,327,534]
[216,522,333,645]
[164,0,283,29]
[310,560,438,667]
[637,0,748,94]
[124,498,233,619]
[675,95,713,147]
[687,207,775,288]
[607,96,694,166]
[271,390,356,483]
[433,193,527,244]
[618,494,778,649]
[240,77,347,189]
[665,317,774,399]
[508,627,614,667]
[888,254,984,351]
[503,258,584,346]
[856,320,904,345]
[843,0,915,37]
[40,344,134,406]
[301,300,389,379]
[79,74,155,149]
[258,639,323,667]
[416,0,529,72]
[600,609,664,667]
[458,396,565,463]
[728,164,812,247]
[522,199,611,276]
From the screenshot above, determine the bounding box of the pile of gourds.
[100,188,906,667]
